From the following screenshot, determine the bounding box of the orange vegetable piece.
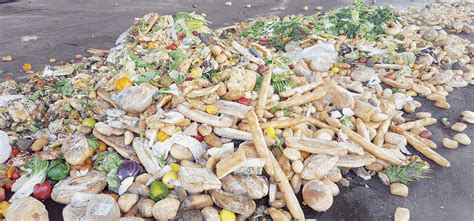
[22,63,32,72]
[98,141,107,152]
[6,167,15,179]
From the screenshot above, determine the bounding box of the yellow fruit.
[162,171,178,189]
[148,42,158,49]
[170,163,180,173]
[331,66,340,74]
[191,67,203,79]
[0,201,9,218]
[115,77,132,91]
[205,105,218,115]
[219,209,236,221]
[22,63,32,72]
[264,127,276,139]
[157,131,170,142]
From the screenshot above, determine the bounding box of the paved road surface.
[1,1,473,221]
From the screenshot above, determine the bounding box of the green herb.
[55,79,73,97]
[392,88,401,93]
[158,155,166,167]
[270,104,282,113]
[340,116,354,130]
[26,91,43,101]
[282,109,293,116]
[87,137,100,149]
[385,162,431,185]
[241,21,267,37]
[274,138,284,150]
[254,74,263,92]
[29,123,41,133]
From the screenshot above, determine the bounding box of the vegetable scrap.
[0,1,473,220]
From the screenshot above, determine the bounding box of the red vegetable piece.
[178,32,186,40]
[11,171,20,180]
[237,97,251,105]
[33,182,52,200]
[11,147,19,157]
[196,133,204,142]
[5,182,13,191]
[419,130,432,140]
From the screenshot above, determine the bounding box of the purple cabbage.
[116,160,143,181]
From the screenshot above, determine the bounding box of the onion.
[117,160,143,181]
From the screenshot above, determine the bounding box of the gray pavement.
[1,0,473,221]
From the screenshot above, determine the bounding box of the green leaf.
[87,137,100,149]
[385,162,431,185]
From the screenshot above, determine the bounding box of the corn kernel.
[205,105,218,115]
[331,66,340,74]
[265,127,276,139]
[157,130,170,142]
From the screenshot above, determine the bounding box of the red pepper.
[196,133,204,142]
[33,182,52,200]
[178,32,186,40]
[237,97,251,105]
[11,147,19,157]
[192,31,199,36]
[306,24,314,30]
[11,171,20,180]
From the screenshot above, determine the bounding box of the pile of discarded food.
[0,0,473,220]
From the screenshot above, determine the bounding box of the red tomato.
[165,43,177,50]
[259,39,269,45]
[11,147,19,157]
[33,182,52,200]
[192,31,199,36]
[4,182,13,191]
[11,171,20,180]
[237,97,251,105]
[196,133,204,142]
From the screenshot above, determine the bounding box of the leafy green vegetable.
[107,168,121,193]
[310,0,398,40]
[10,157,49,201]
[135,71,160,85]
[175,12,213,35]
[129,53,153,69]
[47,159,70,181]
[87,137,100,149]
[385,162,431,185]
[274,138,284,150]
[168,70,184,84]
[55,79,73,97]
[26,91,44,101]
[254,74,263,92]
[94,151,124,173]
[168,49,186,71]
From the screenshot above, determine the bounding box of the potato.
[302,180,333,212]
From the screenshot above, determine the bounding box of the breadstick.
[260,117,307,129]
[341,126,405,165]
[256,69,272,118]
[247,110,305,220]
[391,124,450,167]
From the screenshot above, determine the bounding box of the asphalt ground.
[0,0,473,220]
